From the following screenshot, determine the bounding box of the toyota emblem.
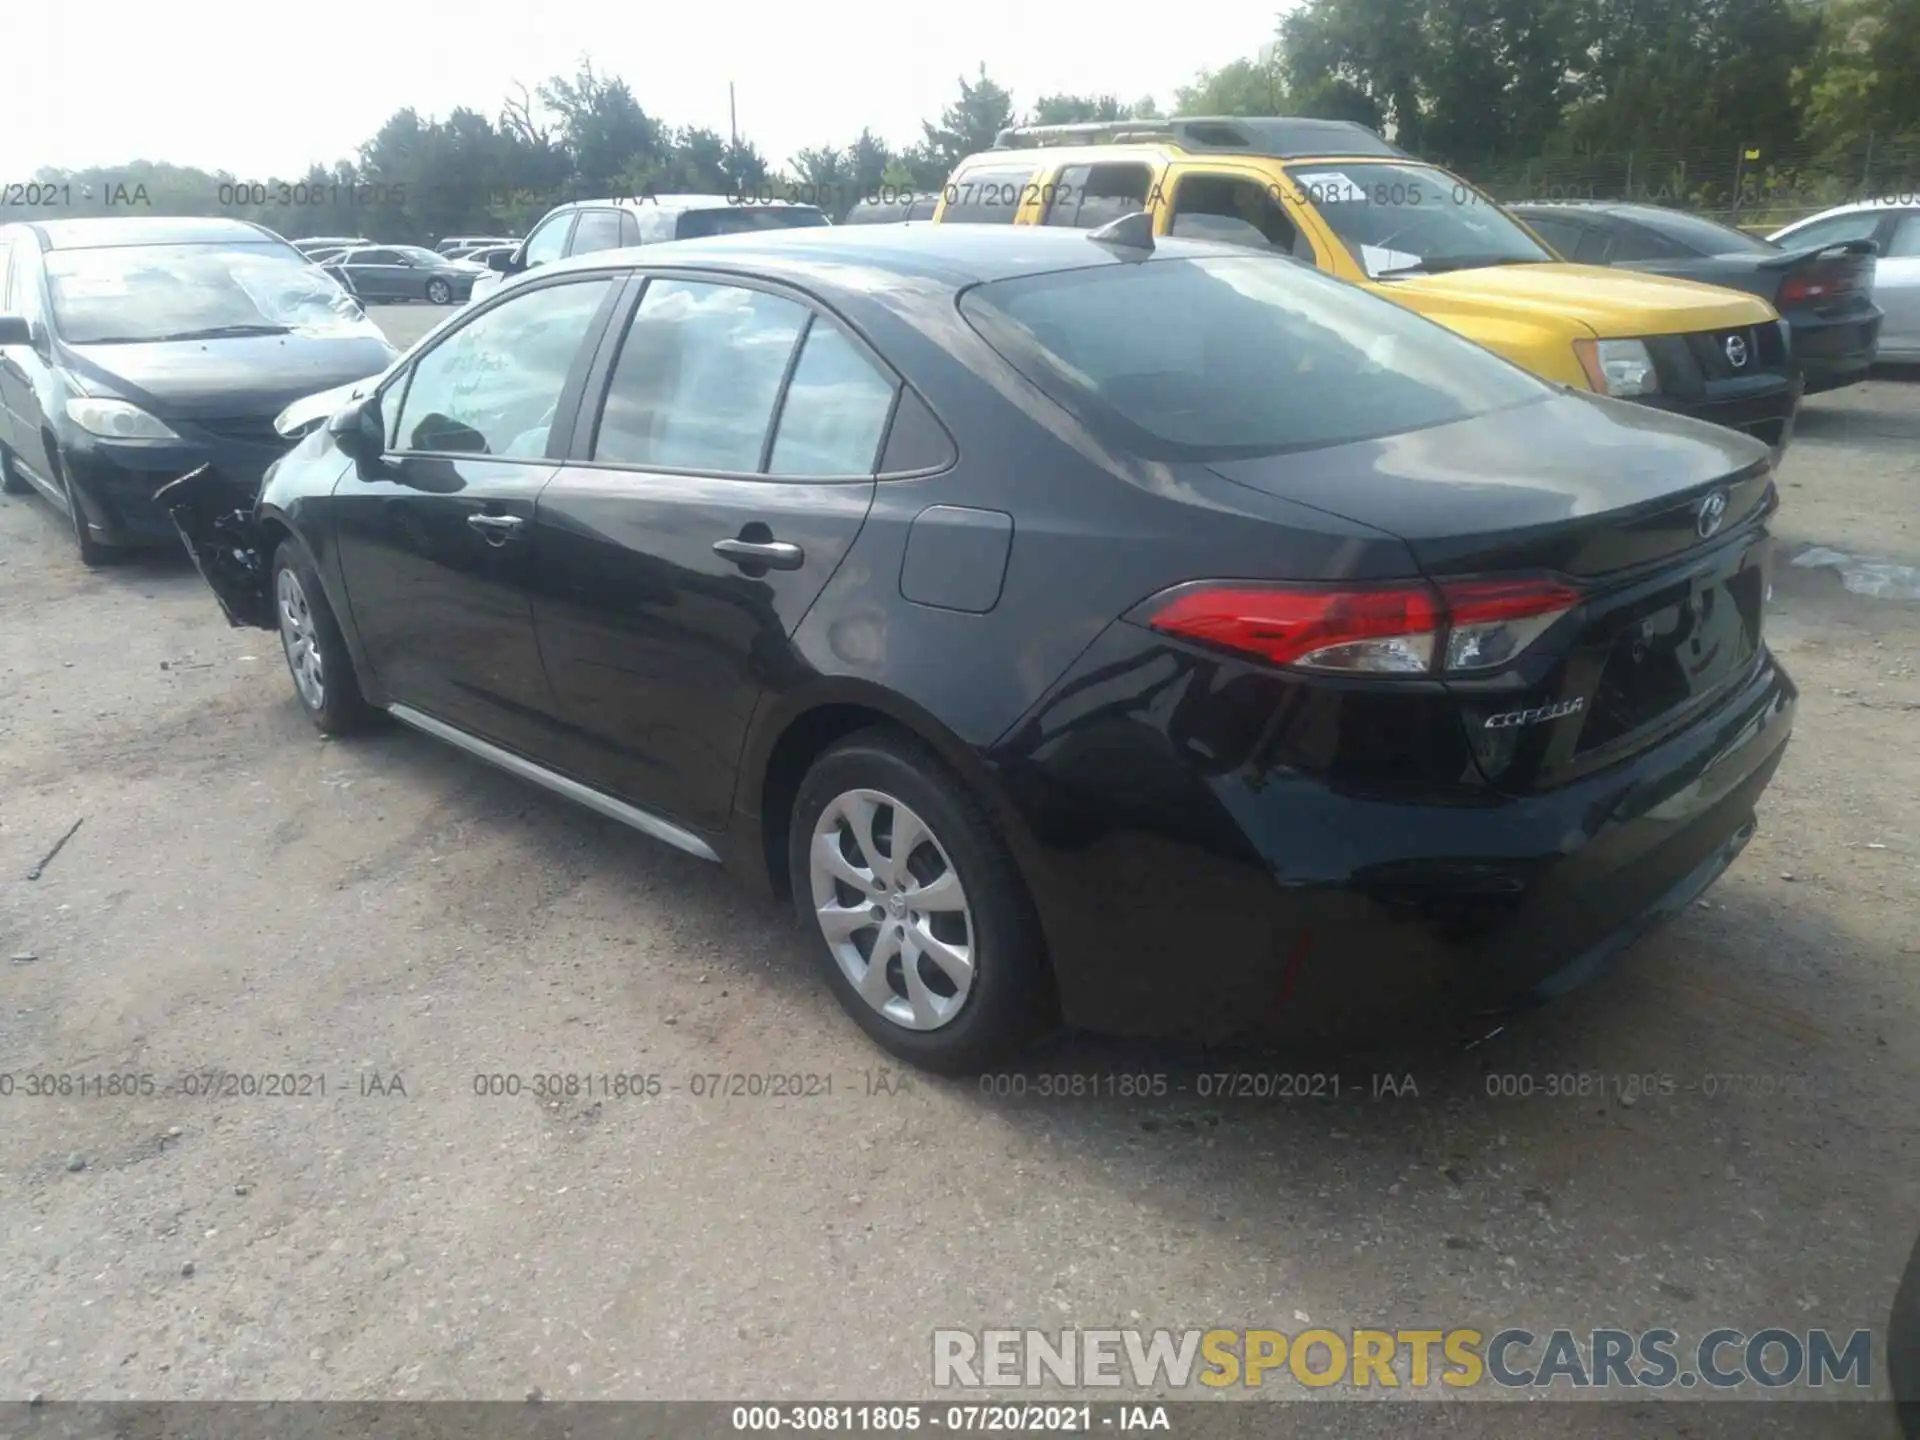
[1724,333,1749,369]
[1696,490,1729,539]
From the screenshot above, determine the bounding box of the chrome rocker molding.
[386,703,721,863]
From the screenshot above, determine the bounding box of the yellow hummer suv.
[932,117,1799,454]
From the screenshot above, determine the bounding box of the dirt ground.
[1,311,1917,1420]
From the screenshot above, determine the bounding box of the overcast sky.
[3,3,1281,182]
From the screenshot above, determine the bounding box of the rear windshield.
[1631,208,1777,256]
[46,241,376,345]
[675,207,830,240]
[959,254,1549,461]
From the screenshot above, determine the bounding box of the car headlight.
[1573,338,1660,398]
[65,398,182,442]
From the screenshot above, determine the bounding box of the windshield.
[47,241,375,345]
[676,207,830,239]
[1286,162,1554,279]
[960,254,1548,461]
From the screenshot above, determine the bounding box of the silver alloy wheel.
[277,566,326,711]
[809,788,975,1031]
[427,279,452,304]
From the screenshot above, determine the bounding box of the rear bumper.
[1790,311,1883,393]
[993,627,1796,1045]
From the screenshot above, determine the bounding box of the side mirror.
[0,313,31,347]
[487,250,514,273]
[327,394,385,464]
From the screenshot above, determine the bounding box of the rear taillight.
[1779,269,1860,305]
[1141,577,1582,676]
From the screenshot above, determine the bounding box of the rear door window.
[1044,163,1155,229]
[591,279,808,473]
[568,209,626,256]
[767,322,898,477]
[1517,213,1585,256]
[1886,212,1920,258]
[942,166,1035,224]
[1602,223,1690,261]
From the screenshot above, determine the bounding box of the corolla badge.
[1696,490,1729,539]
[1724,333,1749,369]
[1484,697,1585,729]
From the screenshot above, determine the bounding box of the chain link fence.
[1464,131,1920,232]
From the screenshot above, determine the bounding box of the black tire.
[426,278,452,305]
[787,727,1055,1074]
[271,538,377,736]
[55,457,114,567]
[0,442,28,495]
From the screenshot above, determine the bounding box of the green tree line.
[5,0,1917,243]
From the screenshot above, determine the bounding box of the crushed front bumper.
[154,465,275,631]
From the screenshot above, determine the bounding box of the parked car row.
[23,114,1918,1073]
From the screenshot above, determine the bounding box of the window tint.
[1778,211,1885,251]
[620,210,642,246]
[592,279,807,472]
[1169,174,1310,259]
[569,209,625,256]
[1885,213,1920,258]
[357,249,401,265]
[908,194,940,221]
[1044,164,1154,230]
[1632,208,1776,255]
[1572,226,1613,264]
[1603,223,1689,261]
[1517,213,1584,256]
[960,255,1547,462]
[674,207,829,239]
[392,278,611,458]
[942,167,1034,224]
[521,212,573,267]
[768,322,896,476]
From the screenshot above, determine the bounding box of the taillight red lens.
[1146,582,1443,673]
[1141,577,1581,676]
[1438,578,1583,672]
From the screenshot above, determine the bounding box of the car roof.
[988,115,1409,161]
[566,194,824,214]
[1774,198,1913,231]
[27,215,282,250]
[529,222,1288,290]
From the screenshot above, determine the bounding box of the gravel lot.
[2,303,1917,1417]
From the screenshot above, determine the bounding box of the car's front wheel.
[273,540,375,736]
[0,442,28,495]
[788,729,1054,1074]
[426,278,452,305]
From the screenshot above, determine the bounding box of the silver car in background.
[1769,199,1920,360]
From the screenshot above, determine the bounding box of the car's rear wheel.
[788,729,1053,1074]
[273,540,375,736]
[426,279,452,305]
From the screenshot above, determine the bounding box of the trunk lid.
[1207,392,1777,793]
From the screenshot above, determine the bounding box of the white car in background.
[1769,199,1920,360]
[466,195,829,304]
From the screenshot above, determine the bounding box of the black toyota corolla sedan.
[159,222,1796,1073]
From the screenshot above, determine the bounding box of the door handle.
[466,512,526,543]
[713,537,804,571]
